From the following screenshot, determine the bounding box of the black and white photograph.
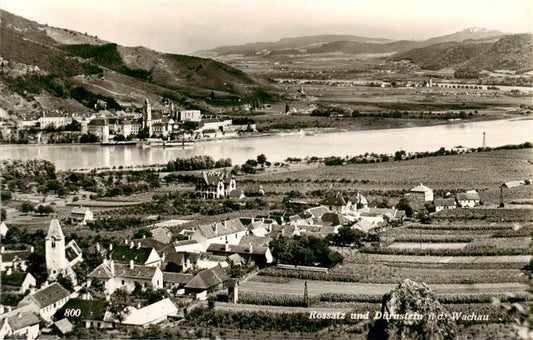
[0,0,531,339]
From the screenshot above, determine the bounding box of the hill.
[0,9,275,117]
[199,28,505,56]
[393,34,533,72]
[198,34,393,56]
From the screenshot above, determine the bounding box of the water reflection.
[0,119,531,170]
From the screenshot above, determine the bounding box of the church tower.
[143,98,153,136]
[45,219,68,279]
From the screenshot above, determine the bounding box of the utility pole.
[482,132,486,149]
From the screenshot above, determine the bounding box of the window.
[121,280,125,285]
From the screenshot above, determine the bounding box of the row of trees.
[165,156,232,172]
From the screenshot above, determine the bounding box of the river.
[0,118,531,170]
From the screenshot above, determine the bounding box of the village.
[0,146,531,338]
[0,97,259,145]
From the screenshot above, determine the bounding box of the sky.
[2,0,532,54]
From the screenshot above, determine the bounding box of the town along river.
[1,118,531,170]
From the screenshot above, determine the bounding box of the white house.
[70,207,94,225]
[191,219,247,249]
[119,298,178,327]
[456,190,480,208]
[0,305,41,340]
[88,259,163,295]
[18,282,70,322]
[434,198,457,212]
[406,183,434,202]
[179,110,202,122]
[169,239,206,254]
[111,241,161,267]
[1,270,36,294]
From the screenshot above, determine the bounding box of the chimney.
[161,252,166,263]
[249,242,253,254]
[30,246,34,253]
[42,281,49,289]
[110,260,115,276]
[224,220,227,230]
[214,223,218,235]
[96,243,100,253]
[137,242,141,249]
[129,259,134,269]
[0,305,4,315]
[6,268,12,275]
[17,312,22,319]
[225,241,230,252]
[143,234,146,239]
[0,246,4,253]
[125,239,129,245]
[129,242,134,249]
[109,243,113,251]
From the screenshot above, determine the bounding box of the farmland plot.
[241,277,530,297]
[388,242,470,250]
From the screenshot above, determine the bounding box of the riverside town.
[0,1,532,339]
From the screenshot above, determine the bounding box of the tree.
[396,198,413,217]
[394,150,406,161]
[133,228,152,239]
[37,205,54,216]
[256,154,267,166]
[108,289,131,323]
[21,202,35,214]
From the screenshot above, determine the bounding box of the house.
[119,298,178,327]
[162,272,193,293]
[18,282,70,321]
[244,183,265,196]
[456,190,480,207]
[207,243,274,267]
[111,241,161,267]
[196,253,230,269]
[352,220,376,233]
[168,239,206,254]
[238,235,271,248]
[434,198,457,212]
[38,112,72,129]
[1,248,32,272]
[359,208,405,225]
[0,222,8,238]
[320,191,348,214]
[87,259,163,295]
[70,207,94,225]
[87,118,110,142]
[0,305,41,340]
[191,219,247,249]
[298,225,339,238]
[270,224,301,238]
[405,183,434,202]
[0,270,36,294]
[228,189,245,200]
[131,237,166,251]
[54,318,74,335]
[179,110,202,122]
[349,191,369,210]
[151,227,173,244]
[195,171,237,199]
[306,206,331,220]
[56,298,112,330]
[184,265,230,300]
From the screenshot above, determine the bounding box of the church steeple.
[45,219,67,279]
